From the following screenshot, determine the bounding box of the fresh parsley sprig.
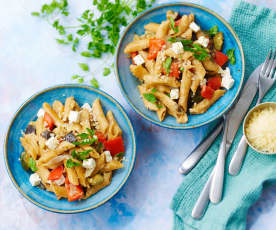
[66,159,81,168]
[72,128,97,146]
[226,48,236,65]
[31,0,155,88]
[71,149,92,161]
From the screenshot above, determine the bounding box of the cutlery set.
[179,49,276,219]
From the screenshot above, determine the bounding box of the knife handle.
[228,135,248,176]
[178,123,223,175]
[192,170,214,219]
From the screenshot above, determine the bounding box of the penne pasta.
[156,20,170,39]
[91,99,109,135]
[106,111,122,140]
[178,69,193,112]
[144,22,160,33]
[130,64,149,80]
[124,39,149,54]
[144,74,181,88]
[190,90,226,114]
[43,102,64,127]
[52,100,64,120]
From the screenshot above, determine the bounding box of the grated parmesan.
[245,106,276,153]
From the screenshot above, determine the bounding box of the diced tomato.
[65,176,84,202]
[201,85,214,99]
[48,165,64,181]
[95,131,107,143]
[207,76,222,90]
[104,136,125,156]
[214,50,228,66]
[44,112,55,131]
[175,19,181,26]
[130,52,138,64]
[148,38,165,60]
[169,62,180,79]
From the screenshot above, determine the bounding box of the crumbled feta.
[172,42,184,54]
[81,103,92,112]
[37,108,45,118]
[219,67,235,90]
[104,150,112,163]
[189,22,200,32]
[45,136,58,150]
[221,76,235,90]
[54,175,65,186]
[29,173,41,186]
[85,168,94,178]
[133,54,145,65]
[69,111,80,123]
[170,88,179,100]
[196,36,209,48]
[83,158,96,169]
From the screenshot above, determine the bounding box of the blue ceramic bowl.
[115,2,245,129]
[4,84,136,213]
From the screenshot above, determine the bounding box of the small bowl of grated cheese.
[244,102,276,154]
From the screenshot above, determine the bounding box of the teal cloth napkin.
[171,1,276,230]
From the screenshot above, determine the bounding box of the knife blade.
[179,63,262,175]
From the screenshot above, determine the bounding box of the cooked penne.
[124,39,149,54]
[156,20,170,39]
[190,89,226,114]
[178,69,193,112]
[191,59,206,94]
[144,22,160,33]
[91,99,109,135]
[130,64,149,80]
[106,111,122,140]
[43,102,64,126]
[52,100,64,120]
[20,98,125,201]
[144,75,181,88]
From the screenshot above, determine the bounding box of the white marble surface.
[1,0,276,229]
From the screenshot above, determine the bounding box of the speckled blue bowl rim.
[3,84,137,214]
[115,1,245,129]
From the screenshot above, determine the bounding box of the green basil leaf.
[28,157,38,172]
[78,63,89,71]
[209,25,218,36]
[143,93,157,104]
[226,48,236,65]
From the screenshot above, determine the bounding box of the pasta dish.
[20,97,125,201]
[124,10,235,123]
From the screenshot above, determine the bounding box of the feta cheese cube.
[83,158,96,169]
[221,76,235,90]
[133,54,145,65]
[189,22,200,32]
[29,173,41,186]
[200,78,207,86]
[54,175,65,186]
[196,36,209,48]
[45,136,58,150]
[104,150,112,163]
[219,67,235,90]
[69,111,80,123]
[81,103,92,112]
[170,88,179,100]
[37,108,45,118]
[172,42,184,54]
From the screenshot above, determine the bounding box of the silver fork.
[229,49,276,176]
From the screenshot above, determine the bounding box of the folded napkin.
[171,1,276,230]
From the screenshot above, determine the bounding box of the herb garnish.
[208,25,218,36]
[143,93,157,104]
[103,68,111,76]
[169,17,179,33]
[66,159,81,168]
[226,48,236,65]
[72,128,97,146]
[72,149,91,160]
[163,57,172,75]
[31,0,155,87]
[28,157,38,172]
[151,88,157,93]
[78,63,89,71]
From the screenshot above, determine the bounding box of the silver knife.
[179,64,262,175]
[191,64,262,219]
